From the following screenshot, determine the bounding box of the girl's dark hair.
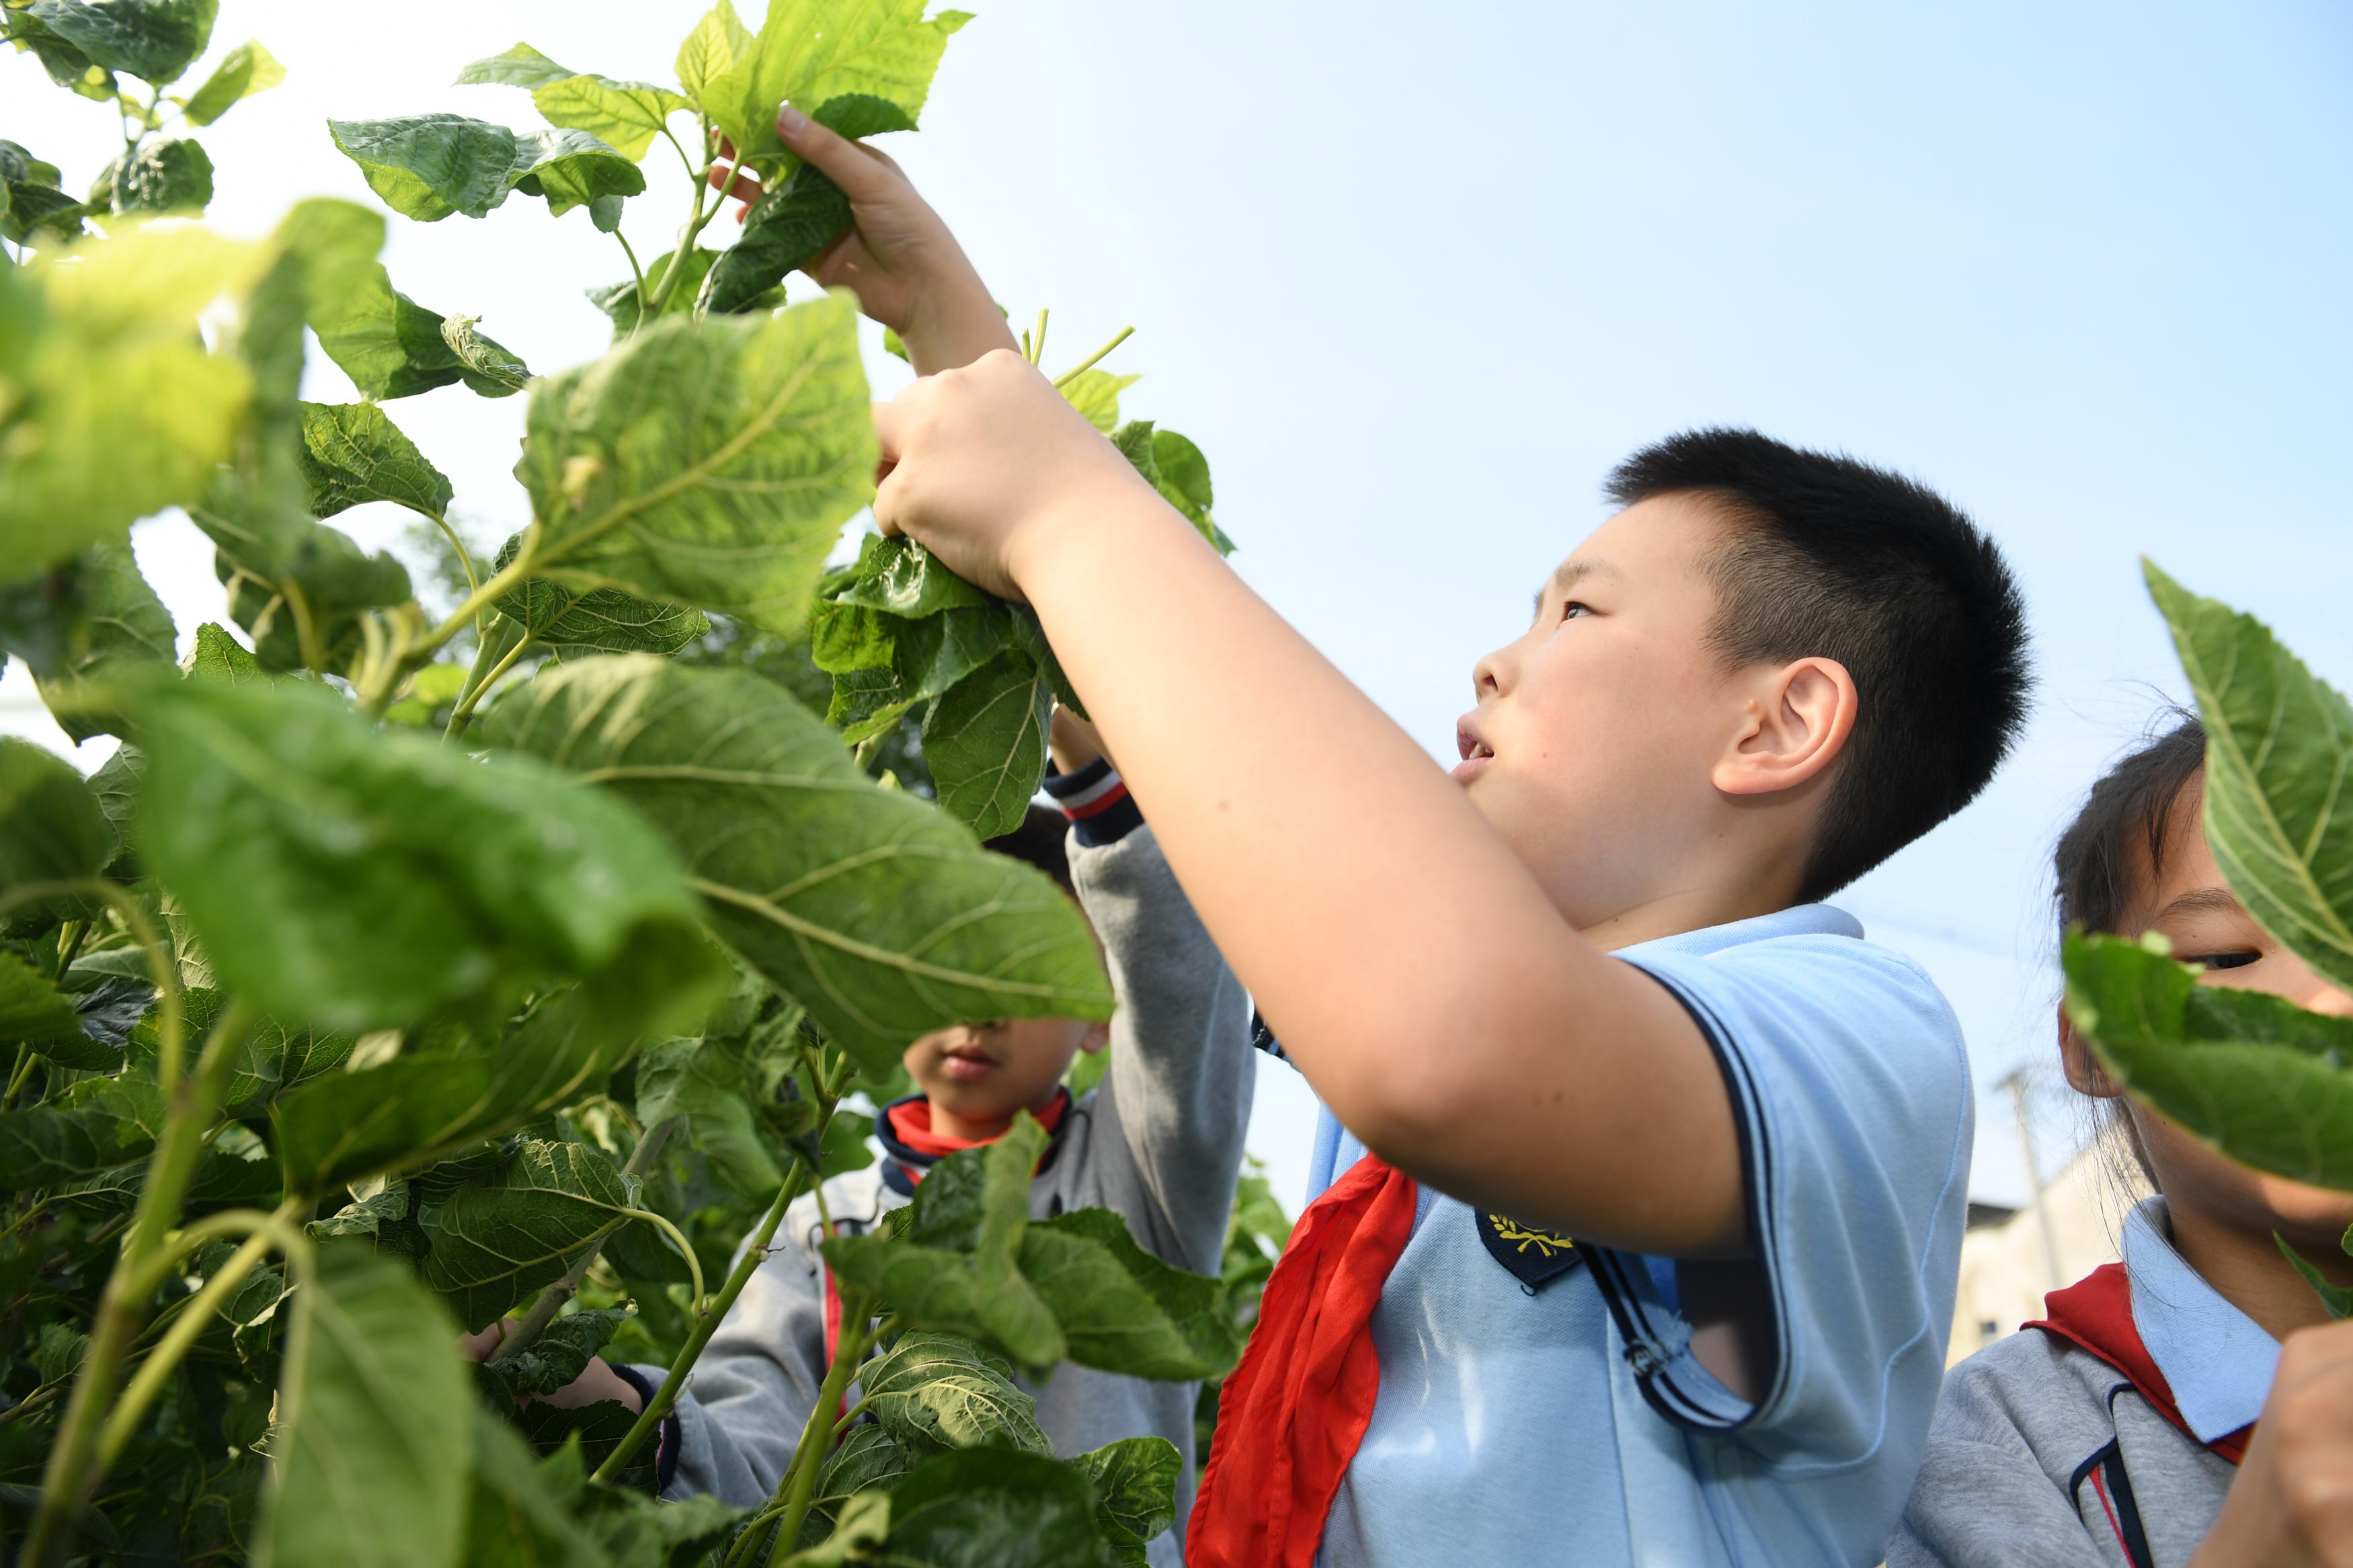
[2052,714,2208,1197]
[2053,716,2208,936]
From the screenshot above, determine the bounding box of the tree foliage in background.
[2063,563,2353,1307]
[0,3,1263,1563]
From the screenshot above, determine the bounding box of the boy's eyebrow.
[1531,558,1616,617]
[2153,885,2250,921]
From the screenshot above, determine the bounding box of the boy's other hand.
[873,351,1167,600]
[2194,1317,2353,1568]
[1049,706,1111,774]
[706,107,1016,376]
[458,1319,647,1414]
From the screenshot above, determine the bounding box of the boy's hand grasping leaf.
[708,105,1014,374]
[872,351,1175,602]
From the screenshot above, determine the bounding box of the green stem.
[443,624,536,741]
[1050,326,1135,390]
[592,1051,856,1486]
[420,509,482,604]
[1029,308,1049,366]
[0,880,177,1095]
[96,1200,305,1470]
[50,920,89,981]
[22,996,257,1568]
[493,1116,680,1362]
[0,1381,65,1429]
[648,124,716,319]
[764,1308,892,1565]
[616,226,651,331]
[2,1045,34,1112]
[408,524,542,673]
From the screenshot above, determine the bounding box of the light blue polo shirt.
[1302,903,1975,1568]
[2123,1196,2274,1442]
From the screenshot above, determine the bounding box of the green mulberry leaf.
[179,38,283,125]
[424,1139,644,1330]
[479,656,1110,1074]
[439,313,532,393]
[296,402,454,521]
[880,1447,1112,1568]
[89,136,212,215]
[922,649,1053,839]
[329,114,524,222]
[1068,1437,1181,1567]
[252,1243,472,1568]
[134,676,713,1034]
[2145,563,2353,995]
[508,127,646,222]
[2063,929,2353,1192]
[514,292,875,634]
[697,0,968,175]
[860,1330,1052,1456]
[0,539,178,743]
[26,0,216,85]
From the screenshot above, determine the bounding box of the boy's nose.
[1471,645,1511,699]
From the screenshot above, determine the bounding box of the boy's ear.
[1712,655,1858,798]
[1079,1021,1111,1055]
[2057,1003,2124,1098]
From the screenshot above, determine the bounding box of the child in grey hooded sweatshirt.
[512,712,1254,1568]
[1888,719,2353,1568]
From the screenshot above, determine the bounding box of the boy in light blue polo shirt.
[756,104,2031,1568]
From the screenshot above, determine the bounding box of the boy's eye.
[2186,950,2260,971]
[1561,600,1591,621]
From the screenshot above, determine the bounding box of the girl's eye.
[2186,951,2260,972]
[1561,601,1591,621]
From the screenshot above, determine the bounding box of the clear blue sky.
[8,1,2350,1209]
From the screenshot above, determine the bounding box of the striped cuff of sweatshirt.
[1042,757,1144,847]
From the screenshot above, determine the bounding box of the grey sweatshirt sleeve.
[635,1190,834,1508]
[1068,822,1255,1278]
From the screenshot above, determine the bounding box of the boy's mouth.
[940,1044,998,1082]
[1452,724,1494,782]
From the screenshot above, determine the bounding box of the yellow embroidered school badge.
[1476,1210,1583,1290]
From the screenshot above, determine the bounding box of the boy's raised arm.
[870,357,1747,1258]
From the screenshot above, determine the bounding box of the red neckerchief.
[823,1089,1076,1391]
[1187,1155,1420,1568]
[2028,1262,2251,1465]
[881,1089,1070,1161]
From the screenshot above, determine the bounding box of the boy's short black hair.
[1605,427,2031,901]
[985,804,1074,894]
[2053,716,2206,936]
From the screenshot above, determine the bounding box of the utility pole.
[1997,1065,2066,1294]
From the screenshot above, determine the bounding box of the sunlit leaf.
[180,38,283,125]
[0,225,262,573]
[514,292,875,633]
[697,0,968,175]
[2145,563,2353,995]
[481,656,1110,1074]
